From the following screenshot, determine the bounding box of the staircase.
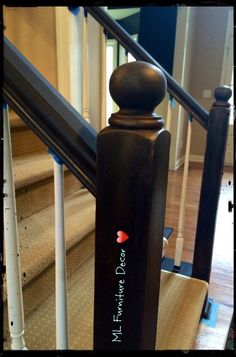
[3,8,232,347]
[3,109,96,349]
[5,112,212,351]
[3,109,209,351]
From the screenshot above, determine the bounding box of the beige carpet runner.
[6,112,208,350]
[8,255,208,351]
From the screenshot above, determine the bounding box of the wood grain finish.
[165,163,233,350]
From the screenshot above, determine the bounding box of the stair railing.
[84,6,232,315]
[84,6,209,129]
[83,5,209,278]
[3,7,232,349]
[3,37,97,196]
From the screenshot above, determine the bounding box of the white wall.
[4,6,58,88]
[4,6,103,133]
[189,7,232,162]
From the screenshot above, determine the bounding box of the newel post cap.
[213,86,232,107]
[109,61,167,129]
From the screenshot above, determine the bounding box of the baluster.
[3,104,26,350]
[165,95,175,132]
[94,61,170,350]
[82,9,90,123]
[100,7,107,129]
[174,114,192,272]
[49,150,69,349]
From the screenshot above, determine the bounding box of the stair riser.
[4,231,95,345]
[16,171,82,221]
[11,127,46,157]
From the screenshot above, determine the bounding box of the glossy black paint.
[192,87,232,282]
[139,7,177,75]
[85,6,209,129]
[3,37,97,196]
[94,61,170,350]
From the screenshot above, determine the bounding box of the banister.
[3,37,97,196]
[85,6,209,130]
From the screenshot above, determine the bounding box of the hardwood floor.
[164,163,234,350]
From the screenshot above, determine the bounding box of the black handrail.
[3,37,97,196]
[85,6,209,130]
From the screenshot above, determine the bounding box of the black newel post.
[94,61,170,350]
[192,86,232,286]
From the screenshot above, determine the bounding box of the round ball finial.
[214,86,232,106]
[109,61,167,129]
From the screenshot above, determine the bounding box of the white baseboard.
[190,155,204,163]
[224,161,233,167]
[174,155,185,170]
[190,154,233,166]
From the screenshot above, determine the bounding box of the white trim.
[169,7,192,171]
[69,12,83,113]
[100,6,108,129]
[175,155,185,170]
[190,155,204,163]
[174,119,192,268]
[55,7,71,102]
[100,25,107,129]
[106,39,119,123]
[190,153,233,166]
[4,106,26,350]
[220,9,233,87]
[55,8,82,112]
[54,161,69,349]
[224,162,233,167]
[82,13,90,122]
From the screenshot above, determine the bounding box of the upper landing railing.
[84,6,232,284]
[84,6,209,130]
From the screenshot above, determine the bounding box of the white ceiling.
[107,8,140,20]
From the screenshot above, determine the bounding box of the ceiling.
[107,7,140,20]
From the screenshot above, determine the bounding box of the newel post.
[94,61,170,350]
[192,86,232,284]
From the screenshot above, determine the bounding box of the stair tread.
[18,189,95,288]
[4,255,208,350]
[3,189,95,302]
[9,112,26,129]
[13,151,62,190]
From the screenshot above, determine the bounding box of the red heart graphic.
[117,231,129,244]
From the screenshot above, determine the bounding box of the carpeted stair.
[4,110,208,350]
[3,111,96,347]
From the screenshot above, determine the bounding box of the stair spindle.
[174,114,193,272]
[165,95,175,132]
[49,150,69,349]
[82,9,90,123]
[3,104,26,350]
